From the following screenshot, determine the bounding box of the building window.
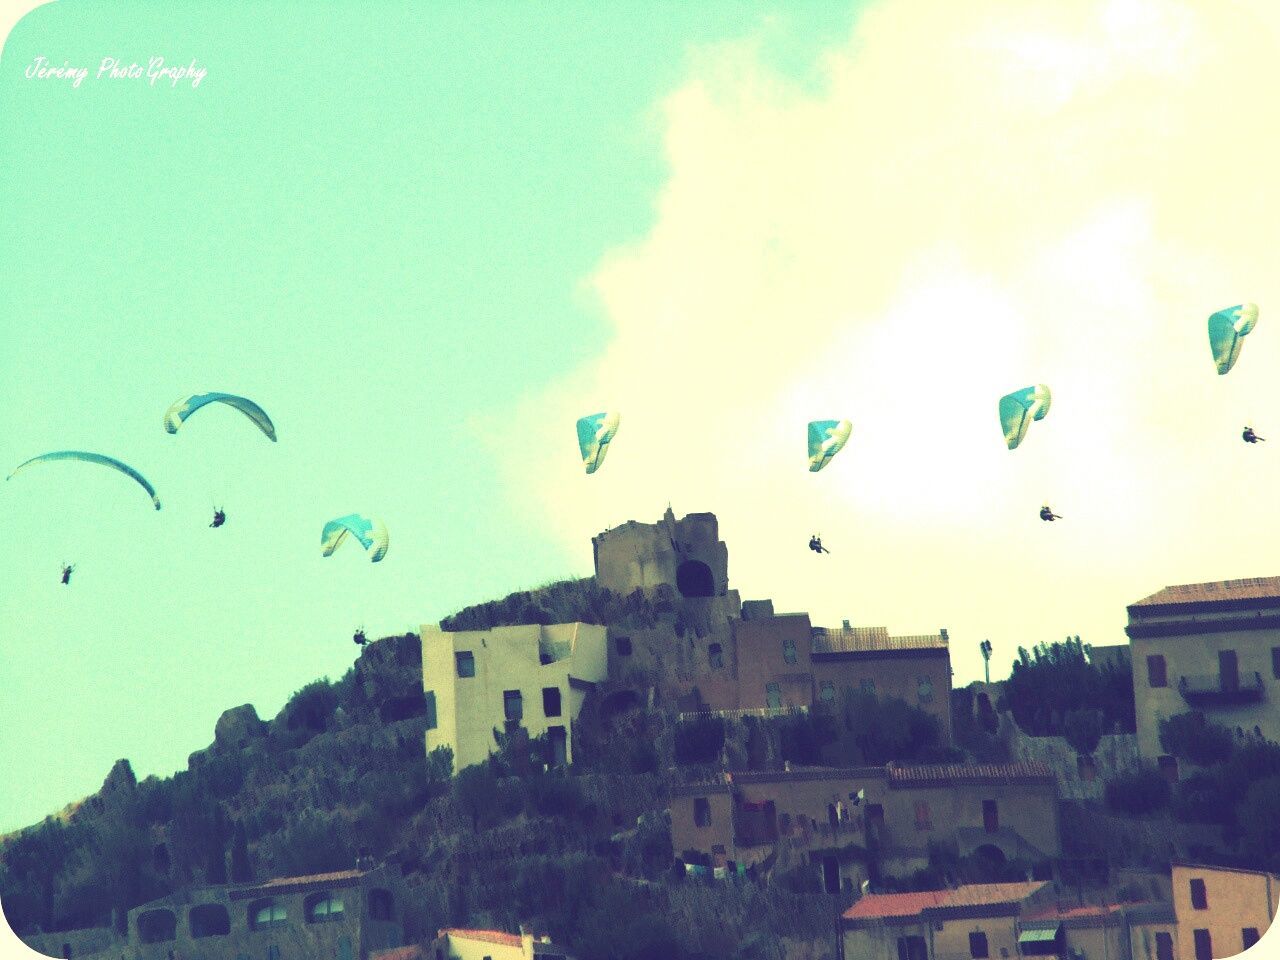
[917,677,934,704]
[711,844,726,855]
[765,683,782,709]
[368,889,394,922]
[267,947,281,960]
[189,904,231,938]
[783,637,798,664]
[248,900,287,931]
[1193,929,1212,960]
[616,636,632,656]
[456,651,475,677]
[1243,928,1261,950]
[983,799,998,833]
[860,678,876,695]
[304,892,345,923]
[1154,932,1173,960]
[61,945,70,959]
[338,939,353,960]
[969,931,989,959]
[709,643,724,670]
[424,691,437,730]
[897,936,927,960]
[543,687,562,717]
[1190,878,1207,909]
[1077,755,1097,781]
[820,681,835,702]
[694,797,711,827]
[504,690,523,722]
[1147,654,1167,688]
[914,801,932,831]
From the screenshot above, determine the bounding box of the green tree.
[1063,708,1105,756]
[1005,636,1134,736]
[1105,768,1171,815]
[454,764,501,832]
[1236,776,1280,869]
[1159,712,1234,766]
[230,821,252,882]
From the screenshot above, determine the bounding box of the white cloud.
[495,0,1280,680]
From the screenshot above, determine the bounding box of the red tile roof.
[441,928,523,947]
[256,868,364,888]
[1131,577,1280,608]
[812,627,947,654]
[371,948,424,960]
[1026,901,1140,920]
[887,761,1055,787]
[843,882,1048,920]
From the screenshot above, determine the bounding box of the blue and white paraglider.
[577,411,620,475]
[321,514,389,563]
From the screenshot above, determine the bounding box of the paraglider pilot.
[353,628,367,646]
[210,508,226,528]
[809,535,830,554]
[1039,506,1061,522]
[1244,426,1265,444]
[60,564,75,585]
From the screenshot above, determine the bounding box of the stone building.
[670,762,1060,895]
[1127,577,1280,763]
[421,623,607,772]
[1164,862,1277,959]
[19,862,406,960]
[428,926,575,960]
[842,882,1181,960]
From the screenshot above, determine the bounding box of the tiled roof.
[228,868,366,900]
[1131,577,1280,608]
[887,762,1055,787]
[843,882,1048,920]
[370,948,424,960]
[1026,901,1139,921]
[812,627,947,655]
[442,928,523,947]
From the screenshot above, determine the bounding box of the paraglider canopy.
[164,392,277,441]
[807,420,852,472]
[1208,304,1258,375]
[8,451,161,510]
[999,386,1052,450]
[321,514,390,562]
[576,411,620,474]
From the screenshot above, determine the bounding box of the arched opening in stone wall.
[190,904,230,939]
[676,560,714,598]
[137,910,177,944]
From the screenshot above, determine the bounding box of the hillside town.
[6,508,1280,960]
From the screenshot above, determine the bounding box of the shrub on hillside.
[1159,712,1234,767]
[1105,768,1172,815]
[674,716,725,765]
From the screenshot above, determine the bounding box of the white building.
[421,622,607,772]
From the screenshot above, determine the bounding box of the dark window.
[1154,932,1173,960]
[1190,877,1207,909]
[820,681,835,702]
[1148,654,1167,687]
[694,797,711,827]
[765,683,782,709]
[914,801,931,831]
[616,636,632,656]
[1194,929,1212,960]
[504,690,522,722]
[866,803,885,825]
[897,936,927,960]
[1244,928,1261,950]
[969,931,989,959]
[61,945,70,959]
[709,643,724,669]
[368,889,394,922]
[137,910,178,944]
[822,855,840,894]
[860,678,876,695]
[1220,650,1239,691]
[983,799,998,833]
[304,892,345,924]
[248,900,286,931]
[456,651,475,677]
[1077,755,1097,781]
[543,687,562,717]
[548,725,567,767]
[1273,647,1280,680]
[189,903,231,938]
[783,637,798,665]
[676,560,714,598]
[424,691,437,730]
[268,947,281,960]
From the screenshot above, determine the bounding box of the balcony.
[1178,672,1265,707]
[677,706,810,722]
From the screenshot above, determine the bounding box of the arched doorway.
[676,561,714,598]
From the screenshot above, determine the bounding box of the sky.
[3,0,1280,835]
